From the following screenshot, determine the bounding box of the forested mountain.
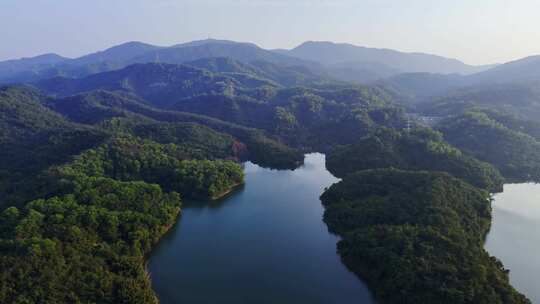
[326,127,504,192]
[376,73,467,106]
[436,110,540,181]
[41,89,303,169]
[0,86,108,205]
[187,57,341,87]
[37,63,263,101]
[36,62,408,150]
[420,82,540,121]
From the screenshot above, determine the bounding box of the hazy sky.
[0,0,538,65]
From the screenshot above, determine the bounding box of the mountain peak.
[104,41,159,51]
[172,39,260,49]
[285,40,482,75]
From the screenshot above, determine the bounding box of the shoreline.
[144,207,182,304]
[144,181,244,303]
[210,181,245,200]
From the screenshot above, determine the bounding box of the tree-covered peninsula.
[320,169,530,304]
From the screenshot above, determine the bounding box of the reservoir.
[485,183,540,303]
[148,153,375,304]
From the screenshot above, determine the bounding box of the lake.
[148,153,374,304]
[485,183,540,303]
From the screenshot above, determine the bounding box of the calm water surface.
[485,183,540,303]
[148,153,374,304]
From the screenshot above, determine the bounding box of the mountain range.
[4,38,540,122]
[2,37,540,304]
[3,38,530,86]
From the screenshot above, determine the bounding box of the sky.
[0,0,538,65]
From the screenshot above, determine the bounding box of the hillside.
[0,86,108,205]
[42,90,303,169]
[36,63,408,150]
[420,82,540,121]
[468,55,540,84]
[437,110,540,181]
[326,127,504,192]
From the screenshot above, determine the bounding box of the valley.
[0,37,540,303]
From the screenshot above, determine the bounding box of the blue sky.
[0,0,538,65]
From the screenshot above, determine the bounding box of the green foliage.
[46,90,304,169]
[0,86,108,206]
[57,136,244,200]
[320,169,530,304]
[326,127,504,192]
[420,82,540,121]
[0,176,181,304]
[437,110,540,181]
[168,86,406,150]
[38,63,407,152]
[2,54,538,304]
[0,84,249,303]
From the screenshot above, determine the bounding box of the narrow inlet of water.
[148,153,374,304]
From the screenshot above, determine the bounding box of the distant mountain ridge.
[468,55,540,84]
[0,53,68,81]
[0,39,316,84]
[0,39,500,85]
[376,55,540,107]
[279,41,494,80]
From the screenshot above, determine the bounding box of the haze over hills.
[0,53,68,81]
[5,38,540,123]
[468,55,540,84]
[278,41,496,76]
[372,54,540,109]
[0,39,509,85]
[0,40,316,84]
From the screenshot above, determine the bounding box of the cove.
[147,153,374,304]
[485,183,540,303]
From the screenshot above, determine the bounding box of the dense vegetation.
[37,63,408,151]
[0,86,109,206]
[0,85,246,302]
[1,44,539,303]
[326,127,504,192]
[420,82,540,121]
[0,175,181,303]
[320,169,529,304]
[437,110,540,181]
[44,90,304,169]
[56,136,244,200]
